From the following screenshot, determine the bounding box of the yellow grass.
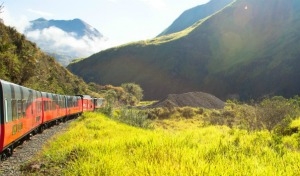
[23,112,300,176]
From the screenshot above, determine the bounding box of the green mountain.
[0,22,96,96]
[158,0,234,37]
[68,0,300,101]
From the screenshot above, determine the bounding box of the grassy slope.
[68,0,300,100]
[158,0,234,36]
[23,112,300,176]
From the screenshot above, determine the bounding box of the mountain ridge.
[158,0,234,36]
[68,0,300,101]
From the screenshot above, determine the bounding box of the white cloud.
[26,26,111,58]
[2,9,115,61]
[2,8,30,33]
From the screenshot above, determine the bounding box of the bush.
[181,107,196,118]
[256,96,300,131]
[147,107,174,119]
[98,104,113,117]
[121,83,143,105]
[204,96,300,133]
[117,108,152,129]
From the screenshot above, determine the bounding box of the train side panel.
[66,95,82,117]
[79,95,95,112]
[41,92,67,124]
[0,80,43,153]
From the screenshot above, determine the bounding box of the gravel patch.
[151,92,225,109]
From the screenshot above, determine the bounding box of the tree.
[121,83,143,105]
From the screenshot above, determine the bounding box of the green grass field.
[22,112,300,176]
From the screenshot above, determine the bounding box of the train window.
[52,101,56,110]
[37,101,42,113]
[5,99,8,122]
[17,100,22,118]
[22,100,27,116]
[11,100,17,120]
[43,101,48,111]
[61,100,65,108]
[28,101,33,114]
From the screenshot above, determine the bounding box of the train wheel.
[1,153,7,161]
[27,133,33,140]
[39,125,45,133]
[5,147,13,158]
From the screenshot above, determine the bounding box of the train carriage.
[41,92,61,126]
[94,98,105,109]
[78,95,95,112]
[66,95,82,117]
[0,80,43,159]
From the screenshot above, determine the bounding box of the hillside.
[68,0,300,101]
[158,0,234,36]
[0,21,96,96]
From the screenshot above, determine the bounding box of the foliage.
[89,83,144,106]
[115,108,152,129]
[97,103,113,117]
[22,112,300,176]
[121,83,143,105]
[147,106,204,120]
[205,96,300,134]
[146,96,300,135]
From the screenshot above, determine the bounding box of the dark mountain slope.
[68,0,300,100]
[158,0,234,36]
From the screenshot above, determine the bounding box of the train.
[0,79,104,160]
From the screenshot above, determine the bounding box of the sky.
[1,0,210,56]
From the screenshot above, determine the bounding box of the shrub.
[181,107,196,118]
[256,96,300,131]
[121,83,143,105]
[117,108,152,129]
[147,107,173,119]
[98,104,113,117]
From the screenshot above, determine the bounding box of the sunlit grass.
[23,112,300,176]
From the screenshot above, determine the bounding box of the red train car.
[40,92,64,129]
[66,95,82,117]
[0,80,43,159]
[78,95,95,112]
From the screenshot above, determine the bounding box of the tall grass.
[22,112,300,176]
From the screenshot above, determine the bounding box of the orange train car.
[78,95,95,112]
[66,95,83,117]
[0,80,43,159]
